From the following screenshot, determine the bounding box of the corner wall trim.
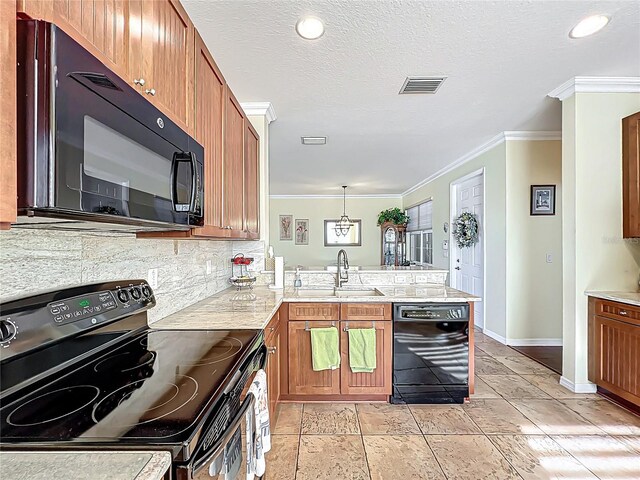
[548,76,640,101]
[506,338,563,347]
[559,376,597,394]
[402,131,561,197]
[240,102,277,123]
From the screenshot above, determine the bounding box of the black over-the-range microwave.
[16,20,204,232]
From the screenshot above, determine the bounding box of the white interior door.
[453,174,484,328]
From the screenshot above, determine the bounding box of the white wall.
[268,196,402,267]
[561,91,640,390]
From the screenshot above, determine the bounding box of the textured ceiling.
[183,0,640,195]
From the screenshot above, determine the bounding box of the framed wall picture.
[295,219,309,245]
[279,215,293,240]
[324,219,362,246]
[531,185,556,215]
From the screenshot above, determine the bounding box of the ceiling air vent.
[399,76,447,94]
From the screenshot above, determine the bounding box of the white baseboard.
[560,376,597,394]
[506,338,563,347]
[482,328,507,344]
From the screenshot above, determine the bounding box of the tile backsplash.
[0,229,263,324]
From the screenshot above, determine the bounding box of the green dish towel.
[310,327,340,371]
[348,328,377,373]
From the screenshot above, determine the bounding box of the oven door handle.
[191,392,256,475]
[170,152,198,214]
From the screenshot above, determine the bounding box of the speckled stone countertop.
[586,291,640,307]
[152,285,480,330]
[0,451,171,480]
[283,265,449,272]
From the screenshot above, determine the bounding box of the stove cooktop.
[0,329,262,444]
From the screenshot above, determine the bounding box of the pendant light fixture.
[334,186,353,236]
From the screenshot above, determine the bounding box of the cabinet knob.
[619,310,628,316]
[268,346,277,354]
[133,78,146,86]
[145,88,156,96]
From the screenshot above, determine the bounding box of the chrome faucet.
[336,249,349,288]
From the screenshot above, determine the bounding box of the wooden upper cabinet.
[223,89,246,234]
[243,121,260,239]
[191,30,227,237]
[623,111,640,238]
[1,0,17,227]
[18,0,129,80]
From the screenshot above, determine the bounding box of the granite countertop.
[283,265,449,272]
[152,285,480,330]
[0,451,171,480]
[586,291,640,307]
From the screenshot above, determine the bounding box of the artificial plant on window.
[377,207,409,226]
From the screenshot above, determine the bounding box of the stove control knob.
[130,287,142,300]
[141,285,152,298]
[117,289,130,303]
[0,320,17,344]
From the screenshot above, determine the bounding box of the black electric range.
[0,281,265,480]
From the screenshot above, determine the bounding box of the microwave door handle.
[191,392,256,475]
[188,153,198,214]
[170,153,178,212]
[170,153,196,213]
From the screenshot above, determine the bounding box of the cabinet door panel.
[243,121,260,238]
[340,321,392,395]
[1,0,17,226]
[595,315,640,405]
[288,321,340,395]
[223,90,245,233]
[623,112,640,238]
[266,329,281,427]
[192,31,226,236]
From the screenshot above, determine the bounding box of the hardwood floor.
[262,333,639,479]
[509,345,563,374]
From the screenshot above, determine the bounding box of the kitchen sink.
[292,287,385,298]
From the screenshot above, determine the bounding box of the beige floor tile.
[297,435,369,480]
[463,398,543,434]
[493,356,557,375]
[426,434,521,479]
[273,403,303,434]
[558,398,640,435]
[364,435,445,480]
[489,435,597,479]
[480,374,551,398]
[356,403,420,434]
[552,435,640,480]
[475,346,490,356]
[471,376,501,399]
[510,399,604,435]
[613,435,640,454]
[264,435,299,480]
[409,405,482,434]
[475,342,519,357]
[475,356,517,375]
[301,403,360,434]
[519,374,600,400]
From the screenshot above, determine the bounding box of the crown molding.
[548,76,640,101]
[402,131,561,197]
[270,194,402,200]
[240,102,277,123]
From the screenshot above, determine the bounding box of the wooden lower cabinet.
[264,315,281,427]
[1,0,17,227]
[588,297,640,406]
[288,321,341,396]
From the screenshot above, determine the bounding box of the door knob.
[133,78,146,86]
[455,266,461,270]
[145,88,156,96]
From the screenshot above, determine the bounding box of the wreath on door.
[452,212,479,249]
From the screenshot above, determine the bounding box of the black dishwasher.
[391,303,469,404]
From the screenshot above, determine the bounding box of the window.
[406,200,433,265]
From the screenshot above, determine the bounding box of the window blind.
[406,200,432,231]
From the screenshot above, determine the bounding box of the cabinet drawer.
[289,303,340,321]
[340,303,391,321]
[265,311,281,341]
[595,299,640,326]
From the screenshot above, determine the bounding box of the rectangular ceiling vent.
[399,76,447,94]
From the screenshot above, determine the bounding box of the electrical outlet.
[546,253,553,264]
[394,275,407,284]
[147,268,159,289]
[206,260,212,275]
[415,275,428,284]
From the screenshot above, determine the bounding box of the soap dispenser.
[294,267,303,288]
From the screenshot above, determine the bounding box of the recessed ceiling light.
[296,16,324,40]
[569,14,610,38]
[301,136,327,145]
